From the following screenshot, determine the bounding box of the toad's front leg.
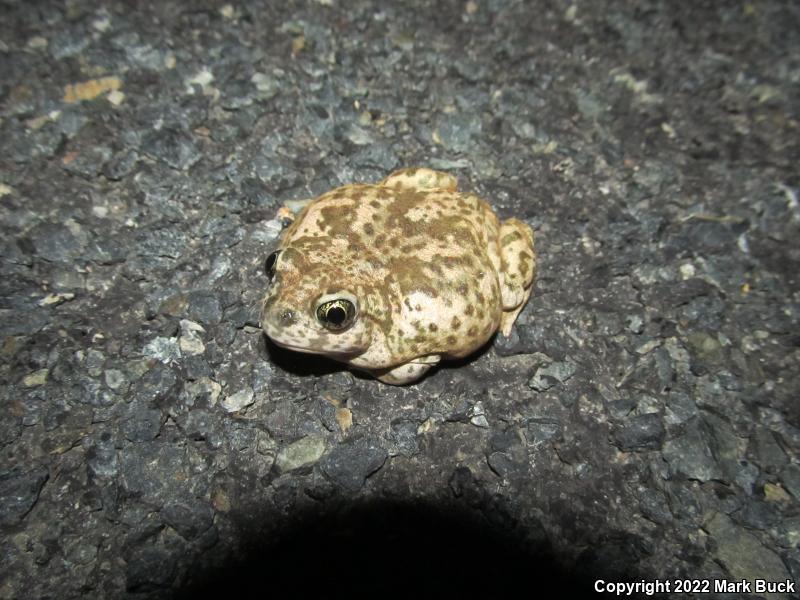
[368,355,441,385]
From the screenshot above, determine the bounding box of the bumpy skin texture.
[260,168,536,384]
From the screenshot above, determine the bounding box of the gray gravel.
[1,0,799,598]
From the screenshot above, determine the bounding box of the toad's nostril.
[279,310,296,325]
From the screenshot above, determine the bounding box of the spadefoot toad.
[260,168,536,384]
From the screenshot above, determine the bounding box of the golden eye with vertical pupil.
[316,299,356,331]
[264,250,279,281]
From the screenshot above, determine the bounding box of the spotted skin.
[260,168,537,384]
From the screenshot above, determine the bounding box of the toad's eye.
[265,251,280,280]
[316,299,356,331]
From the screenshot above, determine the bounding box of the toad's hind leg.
[380,168,458,193]
[498,218,536,337]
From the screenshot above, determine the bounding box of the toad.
[260,168,536,384]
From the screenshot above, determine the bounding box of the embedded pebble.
[274,435,326,473]
[528,360,576,391]
[142,337,181,363]
[319,438,388,491]
[179,319,206,355]
[161,497,215,540]
[221,388,255,413]
[663,419,723,482]
[612,413,665,451]
[389,419,420,457]
[469,402,489,428]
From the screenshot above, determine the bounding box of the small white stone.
[737,233,750,254]
[251,219,284,244]
[179,319,206,355]
[636,339,661,355]
[471,414,489,428]
[107,90,125,106]
[470,402,489,428]
[91,14,111,32]
[251,72,271,91]
[679,263,696,279]
[184,377,222,407]
[143,337,181,363]
[180,319,205,333]
[275,435,326,473]
[39,292,75,307]
[186,68,215,95]
[222,388,255,413]
[23,369,49,387]
[27,36,48,49]
[179,320,206,356]
[188,69,214,87]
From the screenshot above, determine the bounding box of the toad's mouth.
[266,335,366,359]
[268,338,320,354]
